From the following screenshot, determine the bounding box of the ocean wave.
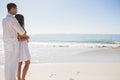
[0,40,120,49]
[29,42,120,48]
[112,41,120,44]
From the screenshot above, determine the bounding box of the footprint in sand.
[49,73,56,78]
[77,71,80,75]
[69,71,80,80]
[70,71,80,75]
[69,77,75,80]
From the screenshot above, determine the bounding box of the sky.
[0,0,120,34]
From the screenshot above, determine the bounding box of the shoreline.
[0,46,120,65]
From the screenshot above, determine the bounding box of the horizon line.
[0,33,120,35]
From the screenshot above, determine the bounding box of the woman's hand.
[18,38,26,42]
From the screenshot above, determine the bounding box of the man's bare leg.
[22,60,30,80]
[17,62,22,80]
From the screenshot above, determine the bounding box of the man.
[2,3,26,80]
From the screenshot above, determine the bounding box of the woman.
[15,14,31,80]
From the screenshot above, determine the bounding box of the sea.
[0,34,120,65]
[29,34,120,44]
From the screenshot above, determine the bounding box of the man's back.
[2,14,25,42]
[3,14,17,42]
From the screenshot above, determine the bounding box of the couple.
[2,3,31,80]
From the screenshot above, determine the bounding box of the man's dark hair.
[7,3,17,12]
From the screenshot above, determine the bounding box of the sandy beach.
[0,45,120,80]
[0,37,120,80]
[0,63,120,80]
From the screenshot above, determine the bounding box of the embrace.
[2,3,31,80]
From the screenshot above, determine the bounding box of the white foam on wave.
[29,42,120,48]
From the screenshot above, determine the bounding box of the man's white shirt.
[2,13,25,42]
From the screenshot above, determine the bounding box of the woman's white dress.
[19,40,31,62]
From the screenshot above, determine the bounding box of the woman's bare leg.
[22,60,30,80]
[17,62,22,80]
